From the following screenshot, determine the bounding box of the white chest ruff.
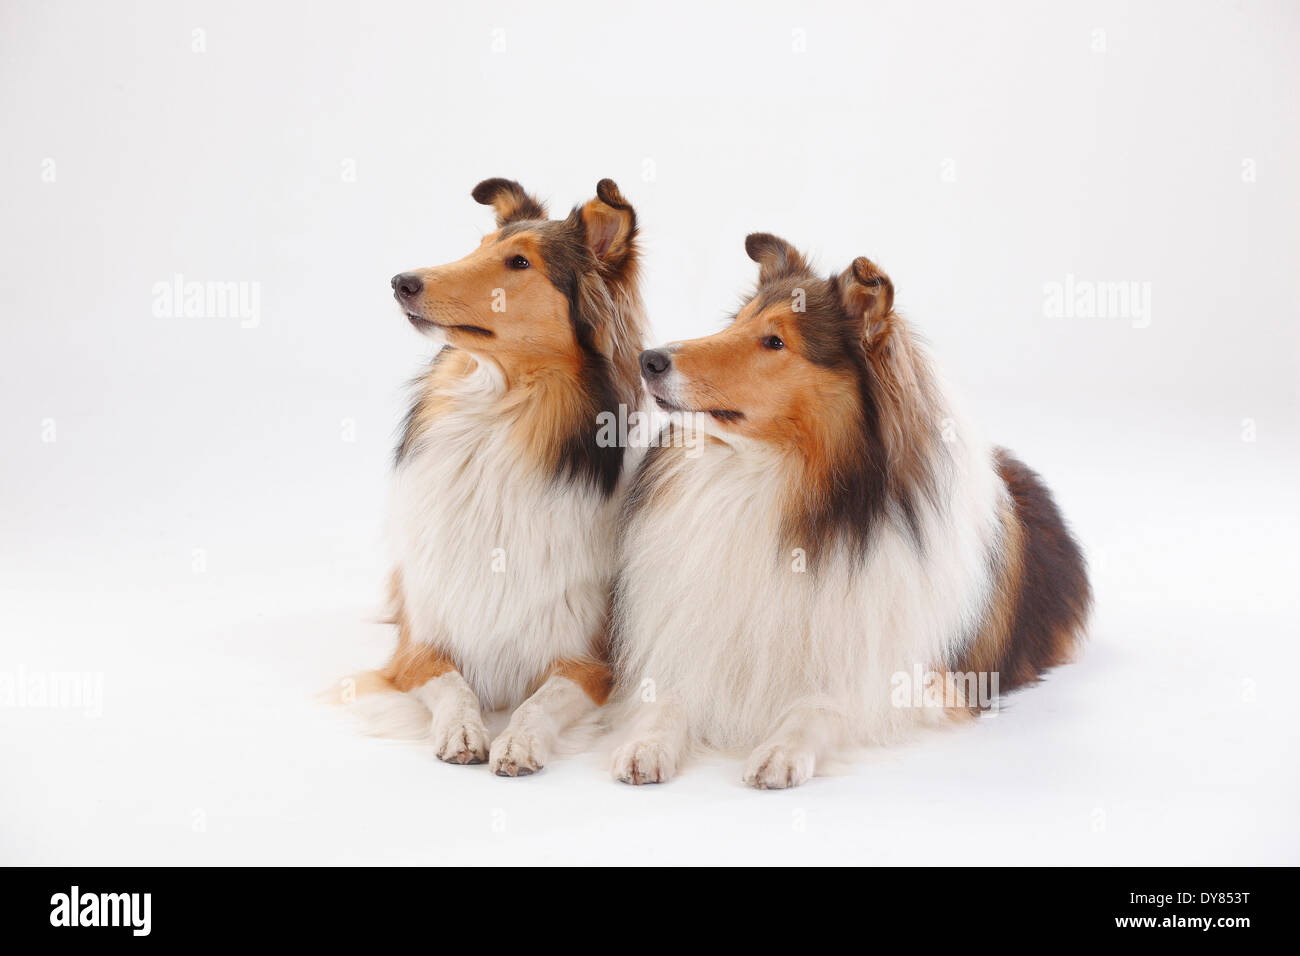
[388,369,617,711]
[613,433,1004,751]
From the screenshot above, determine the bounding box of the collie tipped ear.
[840,256,896,345]
[578,178,638,276]
[745,233,813,285]
[471,178,547,227]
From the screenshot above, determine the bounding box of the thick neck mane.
[778,314,947,564]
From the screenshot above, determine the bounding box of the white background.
[2,0,1297,865]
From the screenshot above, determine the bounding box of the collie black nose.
[639,349,672,378]
[391,272,423,298]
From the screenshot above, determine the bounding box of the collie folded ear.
[471,177,547,227]
[745,233,813,285]
[578,178,637,276]
[840,256,896,345]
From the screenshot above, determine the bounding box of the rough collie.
[345,178,644,776]
[610,234,1090,788]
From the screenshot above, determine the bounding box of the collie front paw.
[489,729,547,777]
[742,743,814,790]
[431,717,489,765]
[612,739,677,785]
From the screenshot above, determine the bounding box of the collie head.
[635,233,943,557]
[391,178,646,495]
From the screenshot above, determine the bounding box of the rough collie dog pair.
[351,178,1090,788]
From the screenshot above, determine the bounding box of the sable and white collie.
[610,234,1090,788]
[348,178,644,776]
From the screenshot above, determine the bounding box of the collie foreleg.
[412,671,490,765]
[611,695,691,785]
[742,695,855,790]
[490,658,611,777]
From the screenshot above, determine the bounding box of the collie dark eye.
[507,254,530,270]
[761,335,785,350]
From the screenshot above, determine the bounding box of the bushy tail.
[321,670,432,740]
[993,449,1092,689]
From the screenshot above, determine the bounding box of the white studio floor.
[3,403,1296,867]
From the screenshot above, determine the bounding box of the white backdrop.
[2,0,1297,865]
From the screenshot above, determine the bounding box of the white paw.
[742,742,814,790]
[431,714,489,765]
[611,738,677,785]
[490,728,547,777]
